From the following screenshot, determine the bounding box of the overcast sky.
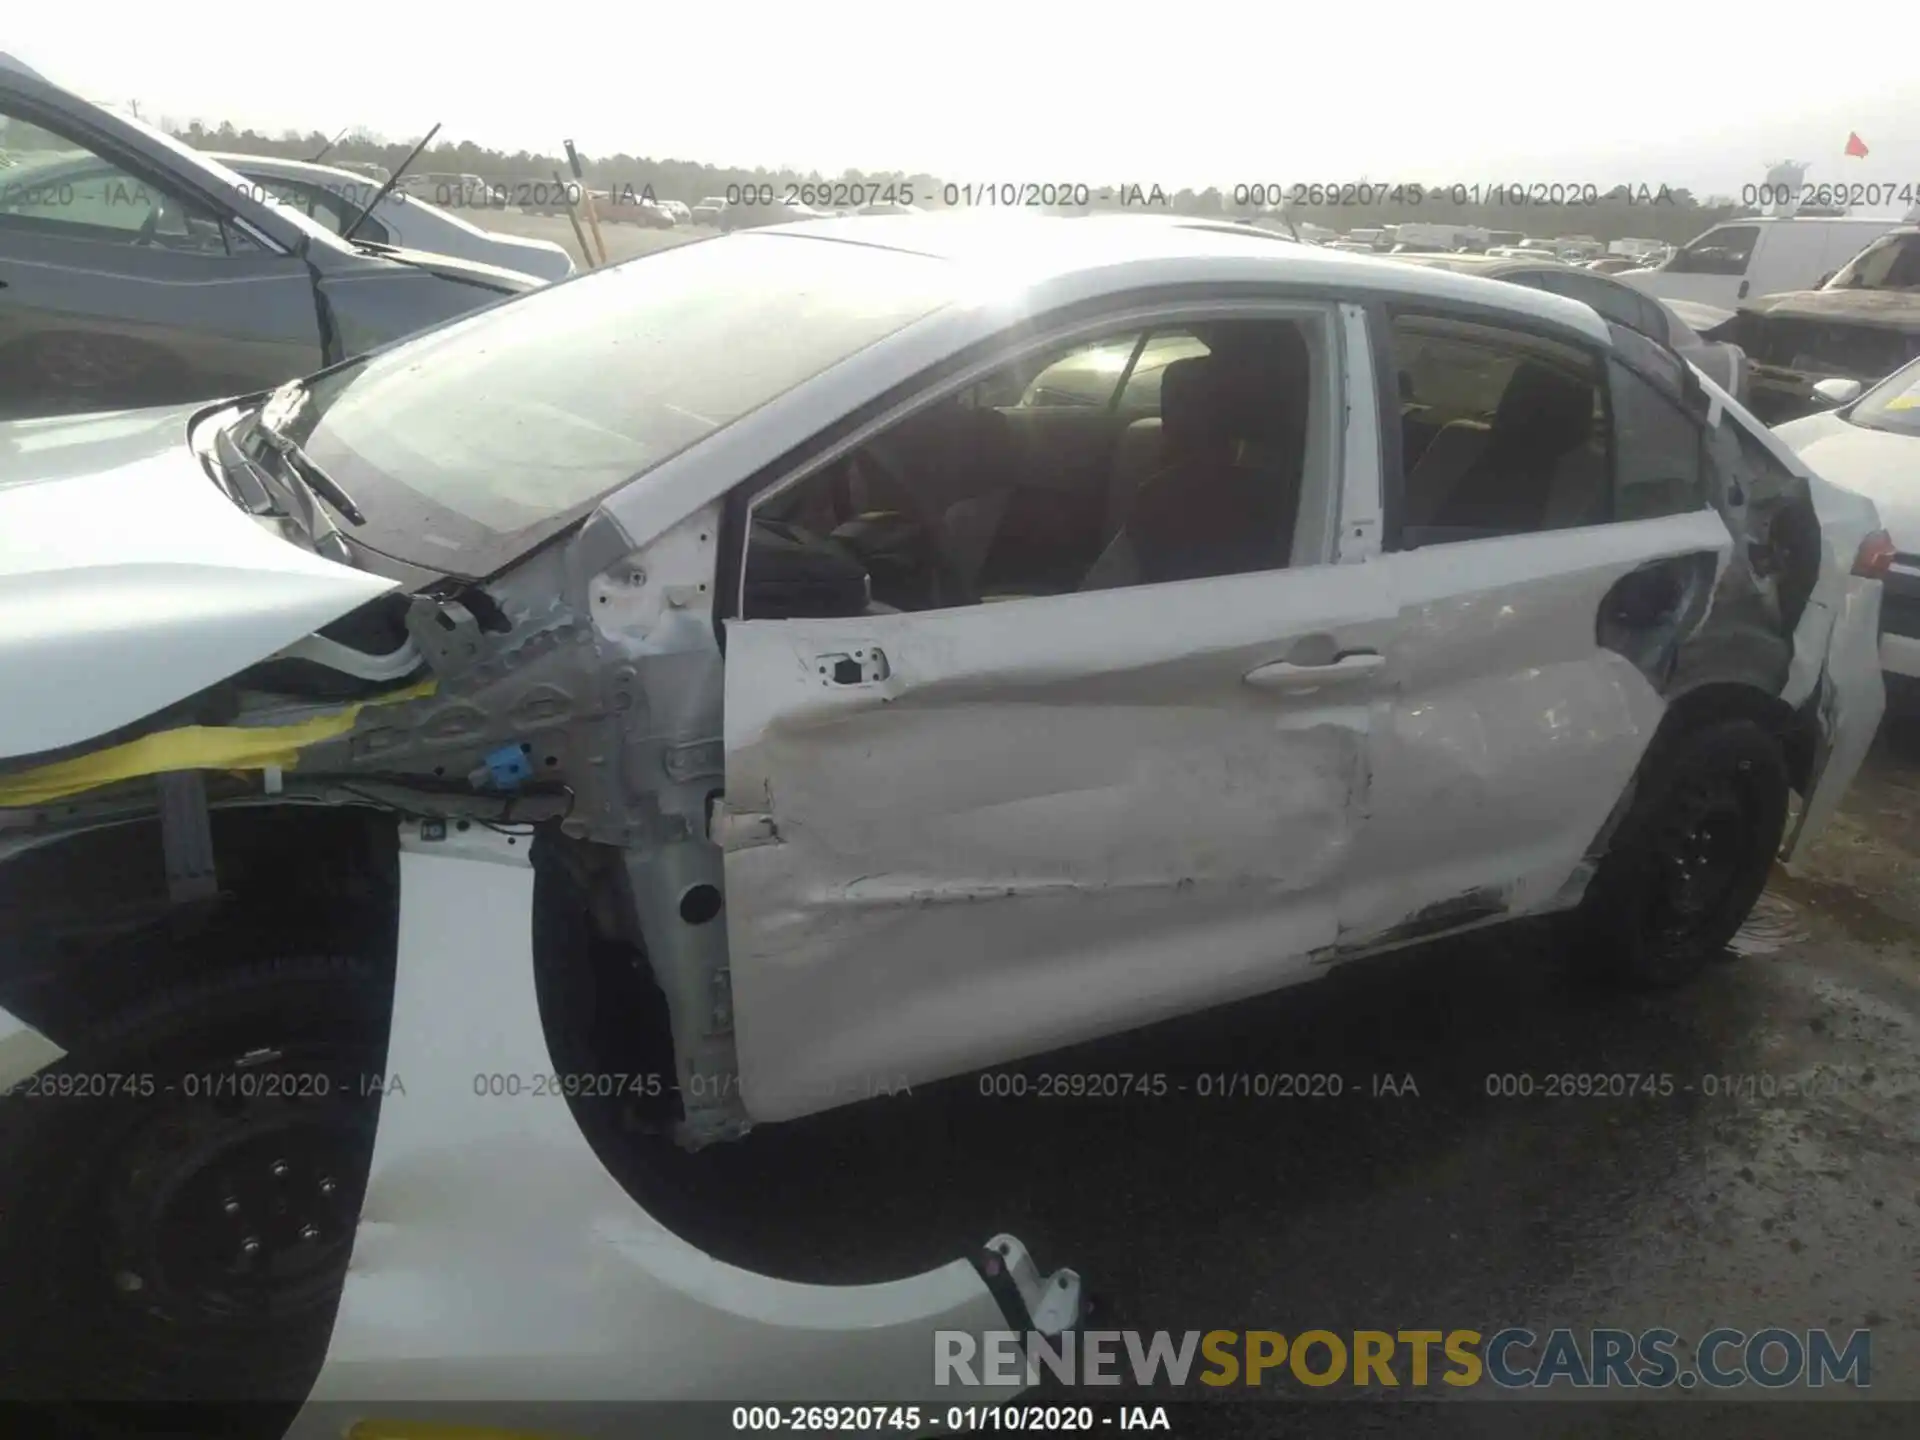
[12,7,1918,206]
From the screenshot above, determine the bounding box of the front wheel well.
[528,834,681,1137]
[0,804,398,1040]
[1653,681,1814,796]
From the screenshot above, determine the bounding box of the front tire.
[0,955,388,1409]
[1575,718,1790,988]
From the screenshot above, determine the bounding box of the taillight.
[1852,529,1897,579]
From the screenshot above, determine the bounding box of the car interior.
[739,309,1624,618]
[1392,315,1610,543]
[742,318,1324,617]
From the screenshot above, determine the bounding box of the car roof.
[745,214,1613,344]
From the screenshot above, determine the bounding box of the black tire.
[1574,718,1789,989]
[0,955,389,1409]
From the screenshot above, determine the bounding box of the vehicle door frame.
[710,286,1395,1122]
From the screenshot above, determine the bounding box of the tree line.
[168,119,1746,245]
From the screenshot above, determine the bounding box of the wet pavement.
[623,716,1920,1425]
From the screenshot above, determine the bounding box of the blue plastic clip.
[480,743,533,790]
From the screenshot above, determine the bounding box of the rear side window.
[249,178,387,243]
[1518,269,1673,346]
[1387,313,1609,544]
[1609,360,1705,520]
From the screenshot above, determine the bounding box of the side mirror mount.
[1813,376,1864,408]
[1816,270,1836,288]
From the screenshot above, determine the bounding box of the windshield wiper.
[252,418,367,526]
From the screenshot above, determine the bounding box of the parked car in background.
[518,177,584,215]
[657,198,692,224]
[1775,353,1920,696]
[1395,221,1490,252]
[598,187,676,227]
[719,198,828,232]
[1617,215,1909,309]
[402,171,491,209]
[0,61,539,420]
[0,216,1882,1418]
[1608,238,1666,261]
[1488,246,1560,260]
[1733,226,1920,423]
[336,160,390,185]
[216,154,574,281]
[691,194,729,225]
[1586,256,1644,274]
[1389,252,1752,401]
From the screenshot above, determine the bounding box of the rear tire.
[1574,719,1789,989]
[0,955,388,1410]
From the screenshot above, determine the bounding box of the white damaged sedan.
[0,215,1889,1426]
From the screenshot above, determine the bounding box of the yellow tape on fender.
[0,679,438,809]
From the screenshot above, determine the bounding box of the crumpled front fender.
[288,822,1076,1432]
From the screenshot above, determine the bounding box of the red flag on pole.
[1845,132,1869,158]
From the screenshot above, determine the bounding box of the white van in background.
[1617,215,1907,308]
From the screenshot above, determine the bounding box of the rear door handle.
[1243,652,1383,691]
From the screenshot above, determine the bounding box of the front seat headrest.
[1206,324,1312,444]
[1157,355,1223,456]
[1489,360,1592,459]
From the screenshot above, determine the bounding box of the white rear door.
[1341,306,1737,949]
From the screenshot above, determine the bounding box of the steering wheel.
[846,446,976,608]
[133,201,162,248]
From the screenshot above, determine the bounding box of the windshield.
[1827,232,1920,291]
[1848,356,1920,439]
[284,233,956,576]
